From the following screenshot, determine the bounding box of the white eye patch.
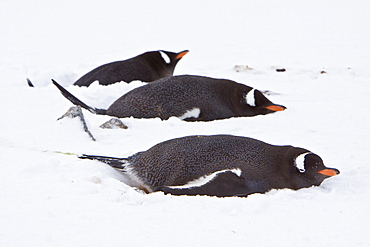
[295,152,311,173]
[245,89,256,106]
[159,51,171,64]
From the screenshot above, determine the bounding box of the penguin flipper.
[158,171,251,197]
[52,79,107,115]
[79,154,129,171]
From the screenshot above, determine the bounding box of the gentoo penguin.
[79,135,340,197]
[52,75,286,121]
[73,50,189,87]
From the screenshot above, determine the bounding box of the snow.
[1,0,370,246]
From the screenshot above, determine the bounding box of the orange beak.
[317,168,340,177]
[264,105,286,112]
[176,50,189,59]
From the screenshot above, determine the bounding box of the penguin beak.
[176,50,189,59]
[264,104,286,112]
[317,168,340,177]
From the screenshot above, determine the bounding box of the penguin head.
[138,50,189,79]
[244,89,286,115]
[158,50,189,68]
[294,152,340,187]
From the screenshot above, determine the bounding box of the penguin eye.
[295,152,311,173]
[245,89,256,107]
[159,51,171,64]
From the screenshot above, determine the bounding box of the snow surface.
[1,0,370,246]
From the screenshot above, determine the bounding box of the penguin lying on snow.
[53,75,286,121]
[79,135,340,197]
[73,50,189,87]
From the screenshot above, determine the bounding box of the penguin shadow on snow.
[79,135,340,197]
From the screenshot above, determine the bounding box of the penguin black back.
[80,135,340,197]
[73,50,189,87]
[53,75,286,121]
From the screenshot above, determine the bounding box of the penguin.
[79,135,340,197]
[52,75,286,121]
[73,50,189,87]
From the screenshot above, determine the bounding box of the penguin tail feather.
[52,79,107,115]
[26,78,35,87]
[79,154,129,171]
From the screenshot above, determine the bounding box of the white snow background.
[1,0,370,246]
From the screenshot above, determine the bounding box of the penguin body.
[53,75,286,121]
[73,50,189,87]
[80,135,340,197]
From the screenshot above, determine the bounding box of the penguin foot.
[57,106,81,120]
[57,106,96,141]
[234,65,254,72]
[99,118,128,129]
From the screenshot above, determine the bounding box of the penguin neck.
[291,171,324,190]
[146,54,175,77]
